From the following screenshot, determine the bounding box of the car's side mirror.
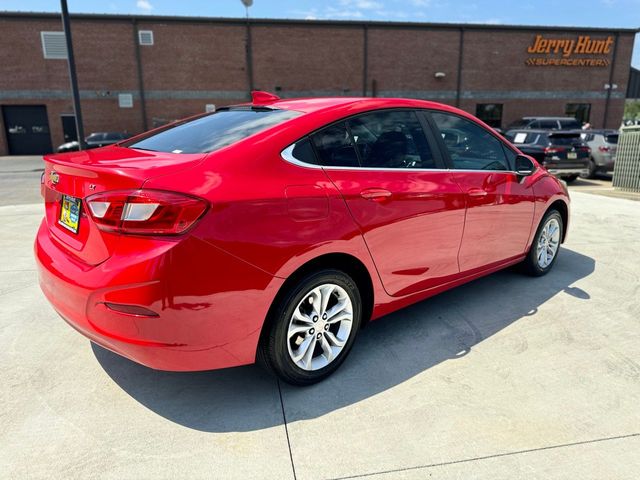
[515,155,535,177]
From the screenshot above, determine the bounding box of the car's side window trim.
[281,141,321,169]
[421,110,454,170]
[281,107,449,172]
[423,109,519,172]
[414,110,448,170]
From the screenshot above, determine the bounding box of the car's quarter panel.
[145,149,371,280]
[323,168,466,297]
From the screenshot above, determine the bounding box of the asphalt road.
[1,156,639,479]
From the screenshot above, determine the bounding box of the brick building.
[0,11,637,155]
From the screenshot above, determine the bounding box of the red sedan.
[35,93,569,385]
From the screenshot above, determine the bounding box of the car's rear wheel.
[563,174,579,183]
[522,209,563,276]
[259,269,362,386]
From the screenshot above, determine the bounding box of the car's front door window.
[430,112,511,171]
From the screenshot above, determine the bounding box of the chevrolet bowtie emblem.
[49,171,60,185]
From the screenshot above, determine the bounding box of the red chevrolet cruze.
[36,93,569,385]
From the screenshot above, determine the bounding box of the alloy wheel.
[286,283,353,371]
[536,217,560,269]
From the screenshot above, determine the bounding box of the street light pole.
[60,0,85,149]
[241,0,254,98]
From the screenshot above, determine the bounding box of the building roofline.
[1,10,639,34]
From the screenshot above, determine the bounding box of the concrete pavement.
[0,158,639,479]
[0,156,44,207]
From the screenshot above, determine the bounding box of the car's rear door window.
[311,122,360,167]
[430,112,510,171]
[605,133,619,144]
[124,108,300,154]
[347,110,436,169]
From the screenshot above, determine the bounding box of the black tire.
[522,209,564,277]
[581,158,597,179]
[563,174,579,183]
[258,269,362,386]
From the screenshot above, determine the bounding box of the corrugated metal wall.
[613,125,640,192]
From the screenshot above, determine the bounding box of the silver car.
[580,130,618,178]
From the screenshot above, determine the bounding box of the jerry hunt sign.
[525,34,614,67]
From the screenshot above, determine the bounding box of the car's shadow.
[93,247,595,432]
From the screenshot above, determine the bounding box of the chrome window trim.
[281,143,323,169]
[281,143,523,174]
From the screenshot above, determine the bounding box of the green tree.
[624,100,640,121]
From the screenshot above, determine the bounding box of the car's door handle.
[360,188,392,202]
[467,188,488,197]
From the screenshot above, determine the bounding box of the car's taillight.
[544,147,562,154]
[598,145,610,152]
[577,146,591,154]
[85,189,208,235]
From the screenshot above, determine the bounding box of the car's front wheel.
[259,269,362,386]
[522,209,563,276]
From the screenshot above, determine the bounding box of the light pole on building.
[60,0,85,149]
[241,0,254,97]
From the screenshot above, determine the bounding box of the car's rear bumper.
[594,155,615,171]
[546,167,589,177]
[35,219,282,371]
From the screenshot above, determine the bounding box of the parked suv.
[580,129,618,178]
[505,129,590,182]
[507,117,582,131]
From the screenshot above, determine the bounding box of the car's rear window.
[605,133,619,144]
[548,133,582,145]
[124,108,300,154]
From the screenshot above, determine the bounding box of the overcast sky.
[2,0,638,67]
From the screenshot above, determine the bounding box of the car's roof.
[252,96,458,115]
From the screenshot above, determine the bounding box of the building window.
[41,32,67,59]
[566,103,591,125]
[475,104,503,128]
[118,93,134,108]
[138,30,154,46]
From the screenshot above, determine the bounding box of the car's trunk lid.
[42,146,206,266]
